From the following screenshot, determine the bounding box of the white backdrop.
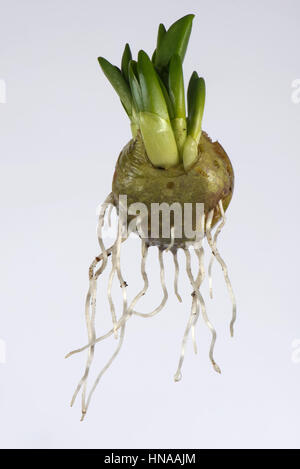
[1,0,300,449]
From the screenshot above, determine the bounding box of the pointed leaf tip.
[121,43,132,83]
[137,50,169,119]
[98,56,132,117]
[169,54,186,118]
[187,76,206,142]
[155,14,195,70]
[128,60,143,112]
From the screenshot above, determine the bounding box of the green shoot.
[136,51,179,167]
[157,74,175,120]
[139,111,179,168]
[155,15,194,71]
[156,23,167,52]
[121,43,132,83]
[128,60,143,112]
[137,50,169,120]
[168,54,187,157]
[97,14,206,170]
[98,57,132,117]
[183,74,205,169]
[187,75,205,142]
[169,54,186,118]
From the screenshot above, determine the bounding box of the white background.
[1,0,300,449]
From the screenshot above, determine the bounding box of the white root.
[107,248,118,338]
[81,236,162,420]
[66,240,149,360]
[81,215,128,421]
[165,226,175,252]
[69,209,162,419]
[124,240,149,316]
[69,195,236,420]
[68,244,168,371]
[174,212,206,381]
[130,228,149,310]
[206,203,237,337]
[106,196,129,339]
[97,193,114,264]
[116,196,130,316]
[71,195,113,409]
[190,212,205,352]
[166,226,182,303]
[71,195,130,414]
[174,292,197,382]
[186,247,221,374]
[174,237,220,381]
[81,323,126,421]
[67,326,116,358]
[116,242,128,321]
[120,218,149,318]
[81,195,113,413]
[208,202,225,299]
[107,203,114,228]
[191,247,203,354]
[107,197,128,339]
[80,277,97,414]
[172,251,182,303]
[140,241,149,297]
[133,248,168,318]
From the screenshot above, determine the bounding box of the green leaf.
[183,135,198,169]
[184,72,205,168]
[137,50,169,120]
[155,14,194,70]
[139,111,179,168]
[151,49,156,63]
[121,43,132,83]
[157,74,175,119]
[171,117,187,158]
[187,76,205,142]
[151,25,165,68]
[156,23,166,51]
[187,71,199,117]
[98,56,132,116]
[128,60,143,112]
[130,59,138,77]
[168,54,186,118]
